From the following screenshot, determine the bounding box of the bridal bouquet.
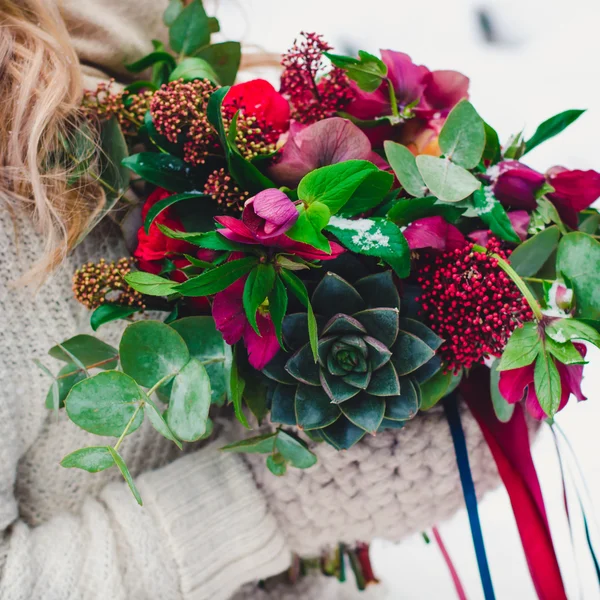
[39,0,600,522]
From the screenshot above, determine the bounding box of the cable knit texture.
[0,1,535,598]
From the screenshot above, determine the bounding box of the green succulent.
[263,270,443,450]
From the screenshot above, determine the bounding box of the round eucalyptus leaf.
[60,446,115,473]
[66,371,144,437]
[275,430,317,469]
[266,453,288,476]
[120,321,190,387]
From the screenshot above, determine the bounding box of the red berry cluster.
[150,78,221,165]
[280,32,354,124]
[414,239,534,373]
[203,167,250,214]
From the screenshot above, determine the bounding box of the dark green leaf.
[230,347,249,428]
[556,232,600,320]
[194,42,241,86]
[534,351,562,417]
[158,226,246,251]
[120,321,190,387]
[90,305,139,332]
[169,0,211,55]
[473,187,520,243]
[65,371,144,437]
[266,453,288,476]
[270,383,297,424]
[164,0,184,26]
[483,122,501,163]
[387,196,464,226]
[122,153,196,193]
[546,318,600,348]
[295,384,341,430]
[509,226,560,277]
[384,141,427,197]
[490,359,515,422]
[439,100,486,169]
[268,276,288,348]
[45,363,86,409]
[391,332,435,375]
[340,393,385,433]
[420,370,455,411]
[579,213,600,235]
[320,417,365,450]
[175,256,258,296]
[324,50,387,92]
[524,109,586,154]
[169,57,220,84]
[275,430,317,469]
[415,155,480,203]
[124,271,178,296]
[61,446,115,473]
[107,447,143,505]
[167,358,211,441]
[221,432,277,454]
[125,51,177,73]
[498,322,541,371]
[49,335,118,369]
[144,192,209,233]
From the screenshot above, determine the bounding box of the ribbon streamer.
[432,526,469,600]
[444,393,496,600]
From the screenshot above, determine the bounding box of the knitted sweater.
[0,2,502,599]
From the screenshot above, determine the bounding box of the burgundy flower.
[242,189,298,240]
[499,343,587,419]
[403,216,466,252]
[546,166,600,228]
[469,211,530,246]
[491,161,546,210]
[134,188,196,274]
[212,277,279,369]
[268,117,384,187]
[215,214,345,261]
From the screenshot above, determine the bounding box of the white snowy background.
[214,1,600,597]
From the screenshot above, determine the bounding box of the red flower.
[499,343,587,419]
[134,188,195,274]
[212,277,279,369]
[403,216,466,252]
[491,160,546,211]
[546,166,600,228]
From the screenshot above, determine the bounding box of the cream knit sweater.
[0,2,502,599]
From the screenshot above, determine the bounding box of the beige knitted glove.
[235,403,499,558]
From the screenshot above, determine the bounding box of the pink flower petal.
[499,364,534,404]
[212,278,246,345]
[556,343,587,402]
[404,216,466,251]
[525,385,548,420]
[508,211,531,241]
[215,216,255,240]
[421,70,470,113]
[244,313,280,369]
[381,50,429,107]
[547,167,600,212]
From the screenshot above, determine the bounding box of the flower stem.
[386,78,400,119]
[114,403,143,451]
[472,244,544,321]
[523,276,554,284]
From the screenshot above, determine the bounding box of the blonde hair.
[0,0,104,281]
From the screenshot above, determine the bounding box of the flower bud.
[490,160,545,210]
[242,189,299,240]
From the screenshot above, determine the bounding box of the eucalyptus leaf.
[49,335,118,370]
[221,432,277,454]
[107,447,143,505]
[266,453,288,476]
[45,363,86,409]
[384,141,427,197]
[509,226,560,277]
[489,359,515,422]
[416,155,480,203]
[145,398,183,448]
[275,430,317,469]
[439,100,486,170]
[60,447,115,473]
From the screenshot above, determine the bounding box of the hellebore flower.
[468,211,530,246]
[403,216,466,252]
[546,166,600,228]
[213,277,279,369]
[268,117,384,187]
[499,343,587,419]
[242,189,298,240]
[134,188,196,274]
[490,161,546,210]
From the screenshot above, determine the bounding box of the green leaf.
[61,446,115,473]
[439,100,486,169]
[208,17,220,33]
[194,41,241,86]
[324,50,387,92]
[107,447,143,505]
[482,122,501,163]
[90,305,139,332]
[546,318,600,349]
[490,359,515,422]
[415,155,480,203]
[473,188,520,243]
[298,160,382,214]
[384,141,427,197]
[158,226,246,251]
[243,264,276,335]
[164,0,184,26]
[175,256,258,297]
[166,358,211,441]
[557,232,600,320]
[266,453,288,476]
[579,213,600,235]
[125,51,177,73]
[120,321,190,387]
[169,0,211,55]
[45,363,86,409]
[49,335,118,369]
[268,276,288,348]
[285,202,331,252]
[275,430,317,469]
[339,394,385,433]
[280,270,318,362]
[170,316,232,405]
[341,169,394,216]
[498,322,541,371]
[230,347,249,428]
[534,351,562,417]
[326,216,410,278]
[169,57,220,84]
[122,153,196,193]
[124,271,178,296]
[144,191,209,233]
[524,109,586,155]
[144,398,183,448]
[295,385,341,430]
[221,432,277,454]
[65,371,144,437]
[545,337,586,365]
[509,226,560,277]
[387,196,464,226]
[419,370,455,411]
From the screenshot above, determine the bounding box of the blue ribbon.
[444,393,496,600]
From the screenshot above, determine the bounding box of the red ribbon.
[461,366,567,600]
[432,526,469,600]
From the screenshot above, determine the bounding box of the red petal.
[498,364,534,404]
[244,313,280,370]
[212,279,246,345]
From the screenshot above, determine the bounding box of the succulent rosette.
[263,269,442,449]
